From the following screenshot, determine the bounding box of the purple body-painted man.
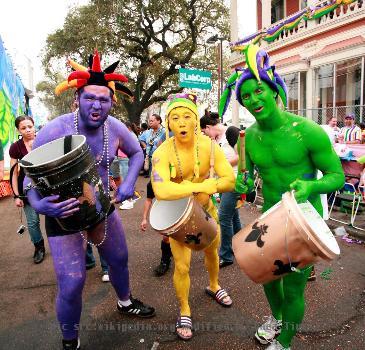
[26,82,155,350]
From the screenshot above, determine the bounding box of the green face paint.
[240,79,278,122]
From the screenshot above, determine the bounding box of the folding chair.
[351,185,365,231]
[253,170,263,204]
[328,182,361,226]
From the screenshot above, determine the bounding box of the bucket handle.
[283,197,313,275]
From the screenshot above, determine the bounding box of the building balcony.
[231,0,364,64]
[261,0,364,52]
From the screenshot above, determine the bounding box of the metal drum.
[20,135,110,231]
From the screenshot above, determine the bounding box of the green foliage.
[40,0,229,123]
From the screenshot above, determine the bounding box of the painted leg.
[95,210,130,300]
[276,267,312,348]
[204,232,220,292]
[170,238,192,315]
[48,233,86,340]
[170,238,192,339]
[204,230,232,306]
[263,279,284,321]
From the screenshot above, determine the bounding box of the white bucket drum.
[149,196,218,251]
[233,192,340,284]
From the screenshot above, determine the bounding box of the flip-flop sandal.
[176,315,193,341]
[205,287,233,307]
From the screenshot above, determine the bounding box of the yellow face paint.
[168,107,197,144]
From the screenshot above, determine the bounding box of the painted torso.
[33,113,139,191]
[247,113,321,211]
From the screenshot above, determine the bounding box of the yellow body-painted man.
[151,93,235,340]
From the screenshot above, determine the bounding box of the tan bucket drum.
[149,196,218,251]
[233,192,340,284]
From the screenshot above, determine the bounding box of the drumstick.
[209,139,215,178]
[239,130,246,201]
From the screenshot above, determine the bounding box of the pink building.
[231,0,365,125]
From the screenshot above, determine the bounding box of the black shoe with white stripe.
[62,338,80,350]
[117,296,155,318]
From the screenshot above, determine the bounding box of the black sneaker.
[153,261,170,277]
[219,260,233,268]
[117,296,156,318]
[62,338,80,350]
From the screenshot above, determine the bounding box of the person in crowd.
[85,243,110,282]
[321,117,340,144]
[359,122,365,143]
[200,111,242,268]
[222,44,344,350]
[140,181,172,276]
[138,122,149,176]
[152,93,235,340]
[338,113,361,144]
[25,51,155,350]
[140,130,174,276]
[9,115,46,264]
[142,114,164,177]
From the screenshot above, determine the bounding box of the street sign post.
[179,68,212,90]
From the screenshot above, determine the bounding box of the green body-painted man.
[221,45,344,350]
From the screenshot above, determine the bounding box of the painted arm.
[290,125,345,203]
[235,136,254,194]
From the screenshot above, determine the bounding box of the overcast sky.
[0,0,256,118]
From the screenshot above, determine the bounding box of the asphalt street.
[0,177,364,350]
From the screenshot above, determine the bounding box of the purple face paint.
[78,85,113,129]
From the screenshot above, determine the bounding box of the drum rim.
[149,196,193,233]
[282,192,340,258]
[20,135,87,169]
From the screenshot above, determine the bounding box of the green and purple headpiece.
[219,44,288,118]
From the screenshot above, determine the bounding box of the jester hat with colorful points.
[165,92,201,179]
[55,49,133,103]
[219,44,288,118]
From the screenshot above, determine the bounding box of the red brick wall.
[286,0,299,16]
[257,0,262,30]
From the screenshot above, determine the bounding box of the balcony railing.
[227,0,364,52]
[288,105,365,126]
[267,0,364,46]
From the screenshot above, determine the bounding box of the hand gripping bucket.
[20,135,111,231]
[149,196,218,251]
[233,192,340,284]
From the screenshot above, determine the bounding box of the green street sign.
[179,68,212,90]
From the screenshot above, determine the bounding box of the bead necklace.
[73,108,109,247]
[172,138,197,182]
[73,109,108,166]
